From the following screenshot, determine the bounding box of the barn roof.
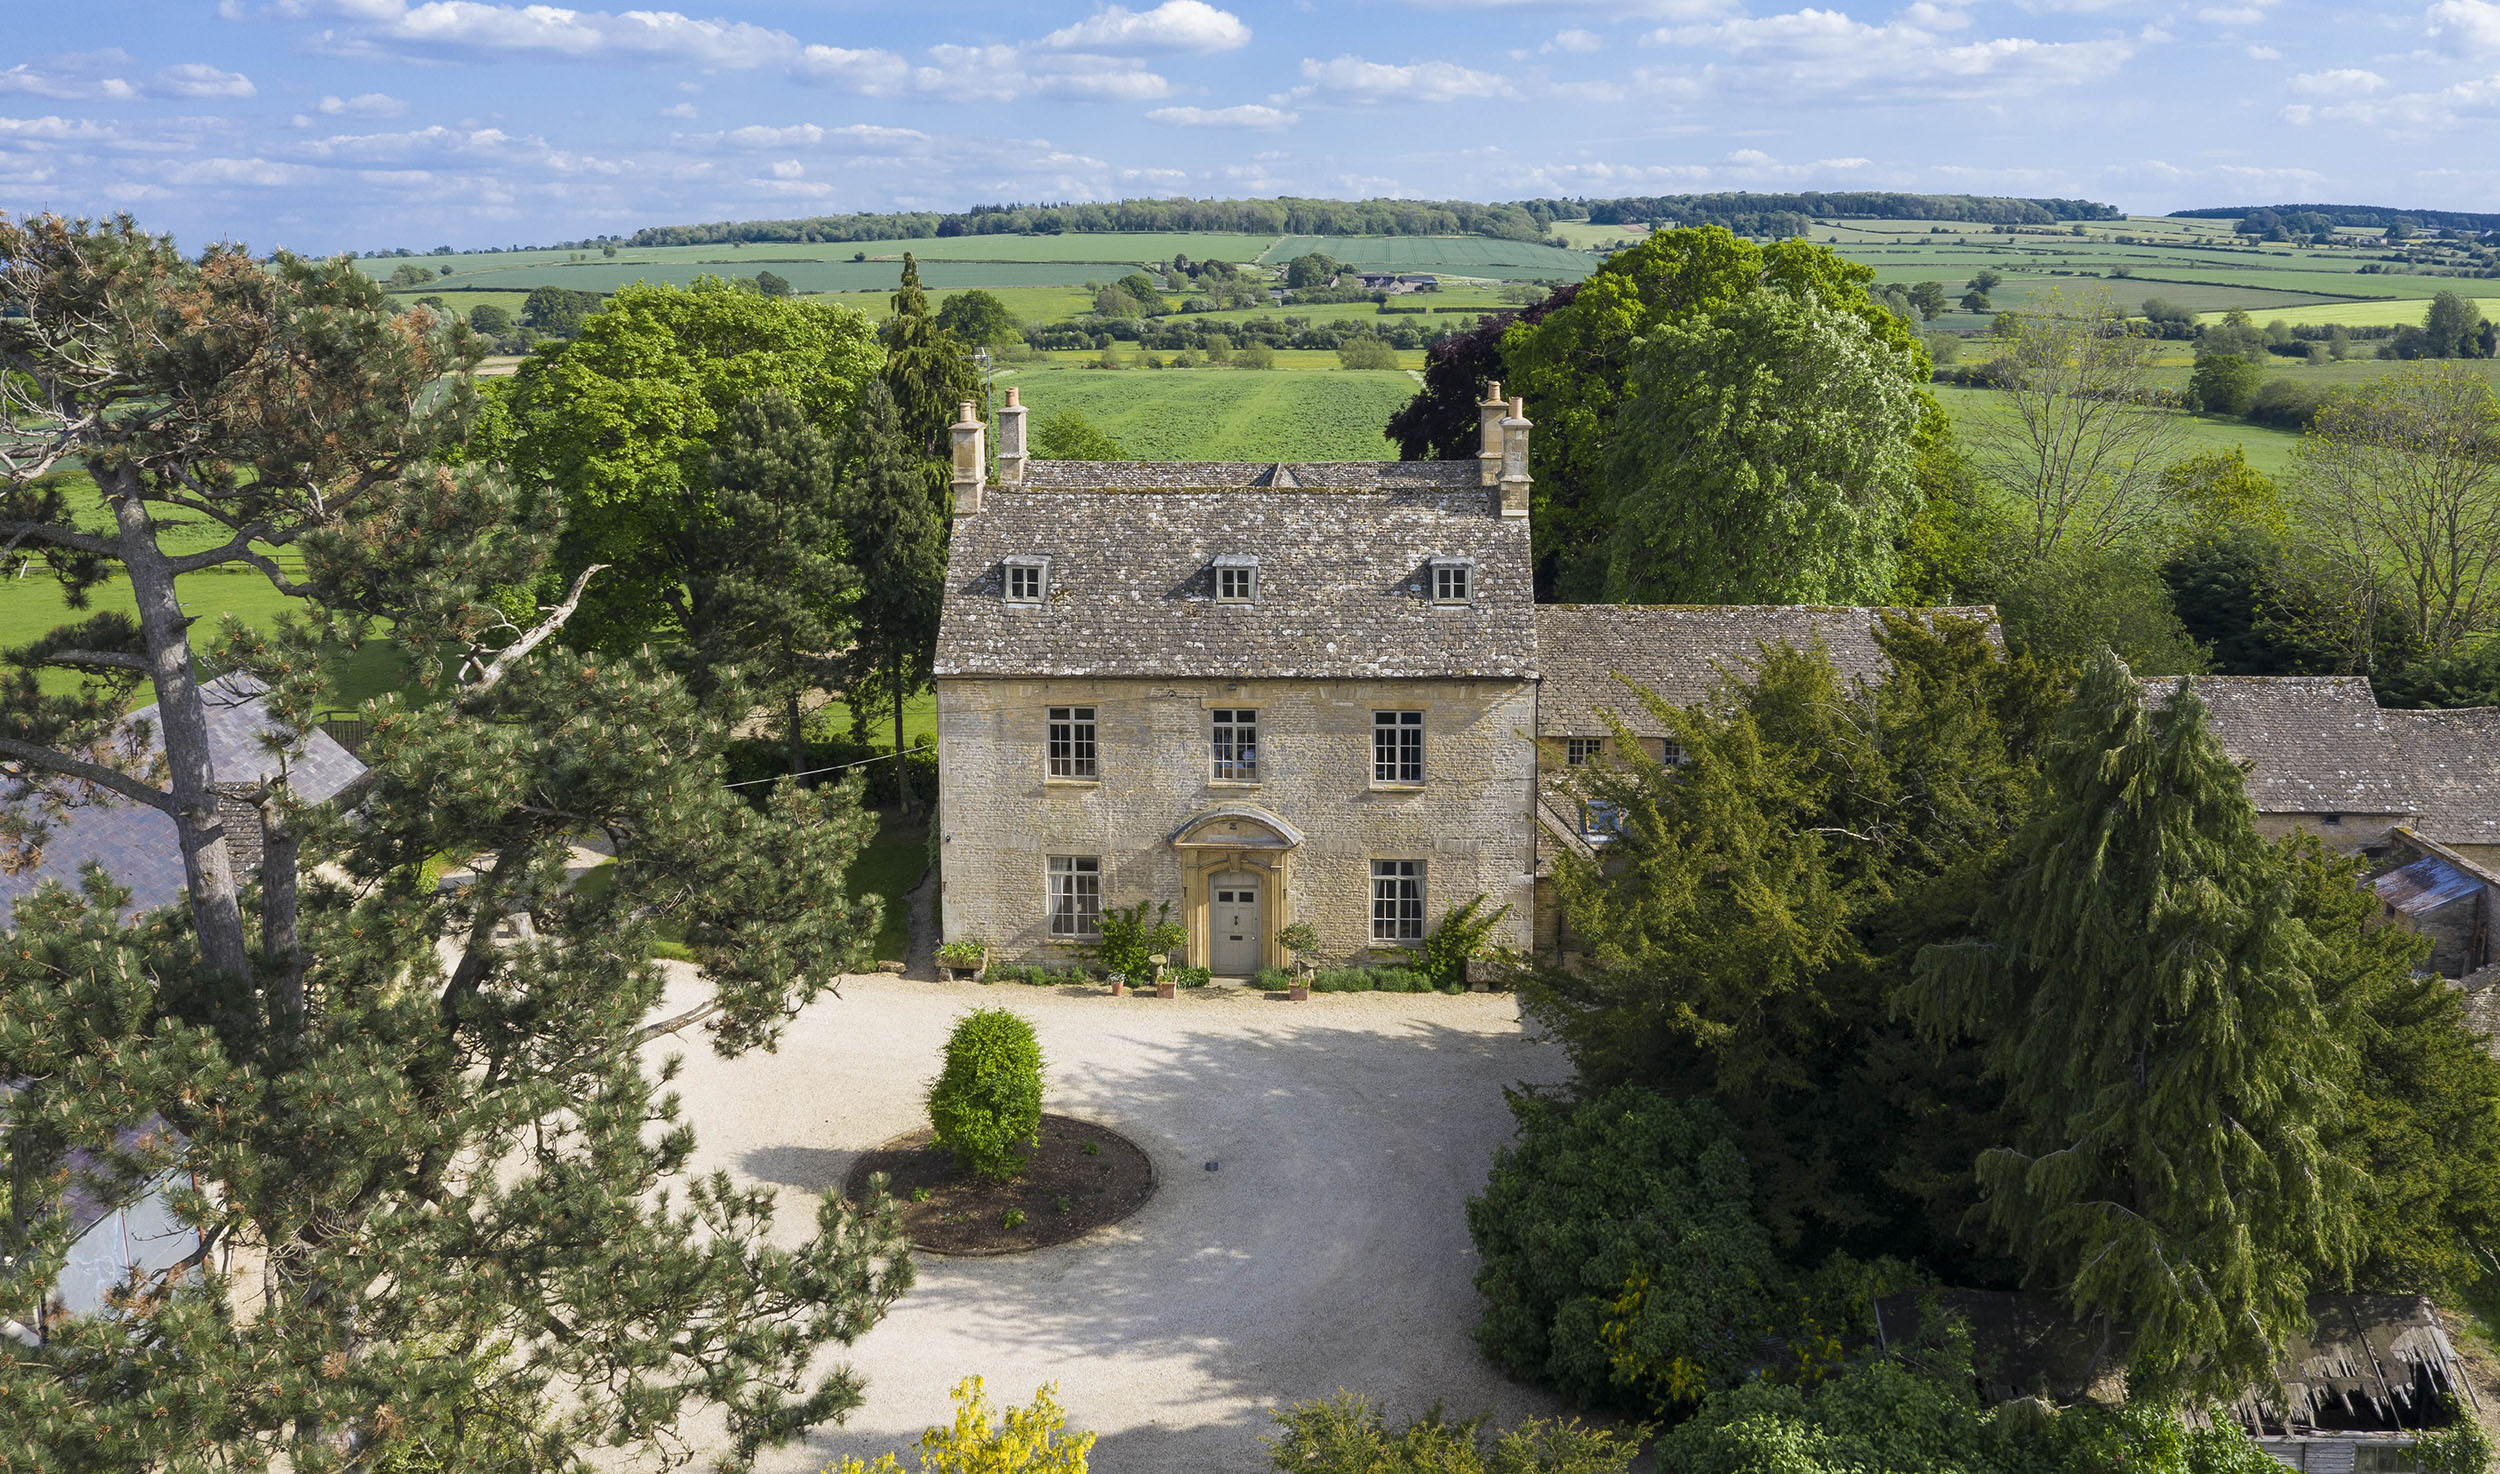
[1533,604,2000,738]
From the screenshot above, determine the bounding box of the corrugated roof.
[935,469,1536,681]
[2372,853,2484,915]
[1534,604,1999,738]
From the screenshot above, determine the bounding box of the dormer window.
[1004,556,1050,604]
[1214,554,1258,604]
[1430,558,1473,606]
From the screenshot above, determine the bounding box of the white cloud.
[694,122,931,150]
[769,158,804,178]
[917,44,1172,100]
[2429,0,2500,55]
[792,45,914,96]
[1294,55,1519,103]
[2291,68,2385,95]
[318,91,408,116]
[2245,43,2282,59]
[658,101,697,119]
[150,63,256,99]
[2280,72,2500,130]
[274,0,802,68]
[1147,102,1299,127]
[2195,0,2275,24]
[1545,28,1603,52]
[1044,2,1251,53]
[1642,8,2133,98]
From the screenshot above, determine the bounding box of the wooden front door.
[1211,876,1262,976]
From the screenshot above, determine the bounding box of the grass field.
[1931,384,2306,480]
[1260,234,1596,281]
[999,361,1415,460]
[2191,298,2457,328]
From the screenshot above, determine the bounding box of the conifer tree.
[0,215,909,1469]
[691,389,857,774]
[838,381,947,813]
[879,253,983,466]
[1909,652,2357,1400]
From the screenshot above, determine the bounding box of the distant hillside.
[2168,203,2500,233]
[628,197,1549,248]
[1549,191,2120,236]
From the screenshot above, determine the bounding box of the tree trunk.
[261,796,304,1044]
[108,465,251,977]
[788,688,806,780]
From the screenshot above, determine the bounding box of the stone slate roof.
[935,463,1535,680]
[1534,604,2001,737]
[1,673,365,926]
[2135,677,2500,845]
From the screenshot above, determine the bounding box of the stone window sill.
[1207,778,1262,790]
[1369,782,1426,793]
[1043,777,1101,788]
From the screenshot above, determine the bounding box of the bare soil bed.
[845,1113,1155,1255]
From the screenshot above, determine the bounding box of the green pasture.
[1259,234,1596,281]
[998,362,1415,460]
[2192,298,2464,328]
[1543,220,1648,250]
[1930,384,2304,481]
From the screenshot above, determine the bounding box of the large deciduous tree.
[2293,361,2500,658]
[1907,654,2357,1401]
[1968,291,2189,560]
[0,215,909,1471]
[1604,292,1927,604]
[505,277,880,651]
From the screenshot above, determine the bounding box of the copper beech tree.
[0,215,907,1470]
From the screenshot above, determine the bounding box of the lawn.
[998,362,1418,460]
[849,807,930,964]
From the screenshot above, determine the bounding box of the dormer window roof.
[1003,555,1050,605]
[1214,554,1258,604]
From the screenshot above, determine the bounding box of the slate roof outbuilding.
[935,461,1536,681]
[1,672,365,926]
[1533,604,2001,738]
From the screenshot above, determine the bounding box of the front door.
[1211,876,1262,976]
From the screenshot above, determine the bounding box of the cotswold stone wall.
[937,675,1537,970]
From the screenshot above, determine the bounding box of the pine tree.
[691,389,857,774]
[1909,652,2358,1401]
[0,216,910,1469]
[837,381,947,814]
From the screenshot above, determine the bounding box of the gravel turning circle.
[845,1114,1156,1255]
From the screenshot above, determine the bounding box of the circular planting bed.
[844,1113,1155,1256]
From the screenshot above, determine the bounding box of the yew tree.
[0,215,908,1470]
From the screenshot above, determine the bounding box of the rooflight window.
[1430,559,1473,606]
[1004,557,1049,604]
[1215,555,1258,604]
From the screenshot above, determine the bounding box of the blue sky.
[4,1,2497,253]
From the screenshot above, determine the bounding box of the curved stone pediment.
[1170,805,1303,851]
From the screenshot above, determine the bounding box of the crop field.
[2191,298,2464,328]
[1545,221,1649,250]
[998,362,1416,461]
[1259,234,1597,280]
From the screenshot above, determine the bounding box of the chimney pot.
[1497,394,1531,519]
[996,385,1029,486]
[1477,380,1510,487]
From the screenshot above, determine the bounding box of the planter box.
[1287,982,1310,1002]
[1155,978,1176,999]
[937,950,987,983]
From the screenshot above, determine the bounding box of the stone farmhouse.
[932,388,2500,982]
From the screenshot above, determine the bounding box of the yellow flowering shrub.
[825,1377,1094,1474]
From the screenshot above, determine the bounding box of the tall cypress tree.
[838,381,947,814]
[879,253,983,467]
[691,389,857,774]
[1909,652,2357,1401]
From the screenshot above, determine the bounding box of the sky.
[2,1,2497,254]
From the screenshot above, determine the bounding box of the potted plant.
[1150,951,1174,999]
[936,938,988,983]
[1277,921,1319,1002]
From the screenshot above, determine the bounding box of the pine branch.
[465,563,607,695]
[0,735,179,813]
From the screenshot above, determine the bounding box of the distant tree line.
[2169,202,2500,233]
[628,196,1549,248]
[1551,192,2119,235]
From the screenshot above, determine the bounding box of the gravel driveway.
[652,968,1575,1473]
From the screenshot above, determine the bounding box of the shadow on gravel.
[740,1143,853,1193]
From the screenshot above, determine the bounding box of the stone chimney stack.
[1477,379,1507,488]
[950,401,985,518]
[1497,396,1531,519]
[996,385,1028,486]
